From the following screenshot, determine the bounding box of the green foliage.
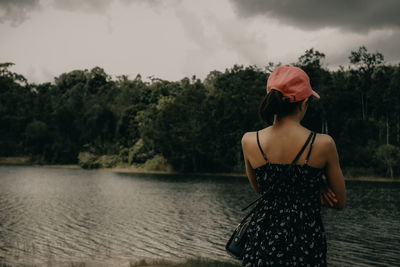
[116,106,140,148]
[25,120,50,158]
[96,154,120,168]
[203,65,266,171]
[0,62,31,156]
[142,154,172,172]
[0,62,27,85]
[349,46,385,120]
[77,152,120,169]
[146,77,210,171]
[128,139,153,164]
[349,46,384,73]
[78,152,100,169]
[83,103,116,153]
[1,46,400,175]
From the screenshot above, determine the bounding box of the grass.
[129,257,241,267]
[0,156,30,165]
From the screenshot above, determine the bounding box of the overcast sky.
[1,0,400,83]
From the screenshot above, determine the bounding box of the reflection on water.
[0,166,399,266]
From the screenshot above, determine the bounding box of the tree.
[297,48,326,72]
[116,105,140,148]
[388,65,400,145]
[370,65,396,145]
[0,62,27,87]
[376,144,400,178]
[147,78,209,171]
[205,65,266,171]
[0,62,32,156]
[1,50,400,176]
[54,69,88,95]
[83,104,116,154]
[25,120,51,160]
[349,46,384,120]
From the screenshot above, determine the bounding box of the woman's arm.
[241,133,259,194]
[320,177,338,208]
[322,135,346,210]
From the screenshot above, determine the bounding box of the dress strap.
[291,131,314,165]
[305,132,317,165]
[256,131,268,162]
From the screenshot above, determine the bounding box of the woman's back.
[242,127,328,266]
[244,124,327,171]
[242,122,345,208]
[254,127,324,196]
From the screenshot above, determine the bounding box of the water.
[0,166,399,266]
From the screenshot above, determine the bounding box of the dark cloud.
[0,0,40,26]
[0,0,111,26]
[230,0,400,32]
[0,0,163,26]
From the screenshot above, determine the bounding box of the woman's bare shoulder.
[315,133,336,150]
[241,127,271,146]
[241,131,256,147]
[313,133,339,163]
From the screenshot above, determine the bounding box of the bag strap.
[241,131,314,212]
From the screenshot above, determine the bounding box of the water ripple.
[0,166,399,266]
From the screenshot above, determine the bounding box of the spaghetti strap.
[291,131,314,165]
[305,132,316,165]
[256,131,268,162]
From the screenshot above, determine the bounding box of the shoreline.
[1,157,399,182]
[0,257,241,267]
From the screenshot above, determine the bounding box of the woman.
[241,65,346,266]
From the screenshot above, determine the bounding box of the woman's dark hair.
[259,89,303,124]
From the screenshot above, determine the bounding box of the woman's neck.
[272,114,302,128]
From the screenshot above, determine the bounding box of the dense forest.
[1,47,399,177]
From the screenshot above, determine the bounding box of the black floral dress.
[242,132,327,267]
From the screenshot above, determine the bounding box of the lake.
[0,166,399,266]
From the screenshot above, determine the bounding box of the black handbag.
[225,196,265,259]
[225,131,315,260]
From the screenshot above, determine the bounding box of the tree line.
[0,46,399,177]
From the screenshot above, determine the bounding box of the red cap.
[267,64,320,102]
